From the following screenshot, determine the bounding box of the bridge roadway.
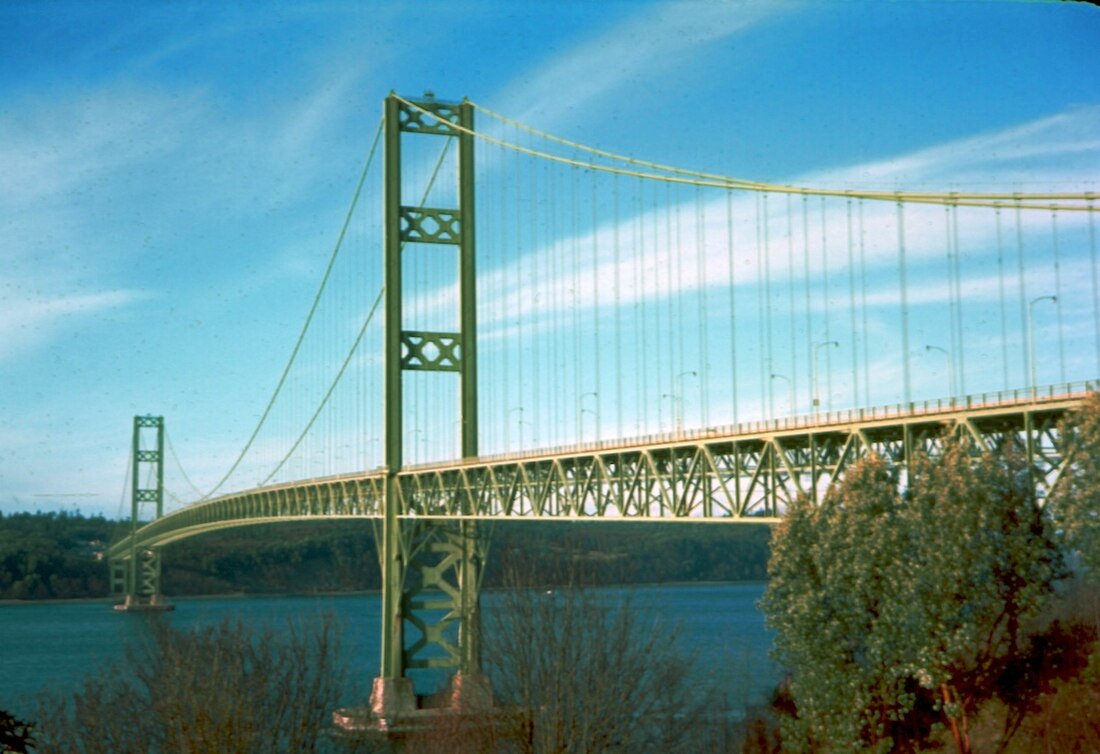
[107,383,1092,560]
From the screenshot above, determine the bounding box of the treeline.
[0,511,122,600]
[0,512,770,600]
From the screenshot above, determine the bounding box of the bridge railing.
[465,379,1097,466]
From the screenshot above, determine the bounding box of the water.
[0,582,776,715]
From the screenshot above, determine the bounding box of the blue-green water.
[0,583,776,714]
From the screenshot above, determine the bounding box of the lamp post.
[1028,295,1057,398]
[812,341,839,420]
[924,345,956,401]
[770,373,794,420]
[505,407,524,453]
[676,370,698,433]
[579,408,596,444]
[577,391,599,442]
[518,419,534,450]
[661,393,682,435]
[662,371,697,435]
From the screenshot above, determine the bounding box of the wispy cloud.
[0,289,153,361]
[494,1,791,130]
[811,105,1100,191]
[409,104,1100,332]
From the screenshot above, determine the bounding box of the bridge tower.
[369,92,489,717]
[110,415,173,611]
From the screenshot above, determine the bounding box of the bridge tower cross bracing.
[371,92,489,717]
[111,414,173,611]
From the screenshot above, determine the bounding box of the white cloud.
[493,1,791,130]
[0,289,153,361]
[409,104,1100,331]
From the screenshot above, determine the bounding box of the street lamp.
[660,393,683,435]
[676,371,698,433]
[812,341,839,420]
[770,373,794,419]
[577,391,599,442]
[579,408,596,444]
[505,406,524,452]
[1028,295,1057,398]
[518,419,534,449]
[924,345,956,401]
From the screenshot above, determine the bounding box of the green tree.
[1051,392,1100,580]
[761,443,1064,753]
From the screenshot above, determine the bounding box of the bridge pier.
[336,517,493,731]
[342,91,490,731]
[111,415,173,612]
[111,546,174,612]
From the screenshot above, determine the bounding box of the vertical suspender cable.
[787,195,798,412]
[802,197,813,414]
[515,147,525,447]
[755,194,766,417]
[763,193,774,420]
[531,152,542,447]
[727,190,739,425]
[674,183,685,420]
[944,205,959,397]
[765,192,774,418]
[846,199,858,407]
[697,185,710,428]
[592,166,602,441]
[1050,207,1067,385]
[548,150,560,444]
[637,179,647,434]
[613,171,623,438]
[858,201,870,404]
[666,182,675,429]
[820,197,833,411]
[897,200,912,405]
[951,203,965,396]
[996,208,1010,389]
[1089,199,1100,377]
[1014,203,1029,387]
[571,152,581,443]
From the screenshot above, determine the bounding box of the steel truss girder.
[108,393,1087,564]
[399,520,489,673]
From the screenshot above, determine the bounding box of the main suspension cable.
[201,116,384,499]
[398,96,1098,211]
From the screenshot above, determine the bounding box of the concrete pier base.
[113,594,174,612]
[332,673,503,737]
[370,677,417,718]
[423,671,494,711]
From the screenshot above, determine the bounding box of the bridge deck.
[108,386,1090,558]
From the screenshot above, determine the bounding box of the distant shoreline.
[0,580,768,607]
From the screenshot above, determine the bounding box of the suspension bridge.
[108,92,1099,723]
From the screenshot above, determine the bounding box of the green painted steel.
[110,415,169,608]
[107,389,1090,564]
[375,92,482,696]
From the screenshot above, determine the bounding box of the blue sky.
[1,1,1098,517]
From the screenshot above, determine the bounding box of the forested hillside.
[0,511,770,600]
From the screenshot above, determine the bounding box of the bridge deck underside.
[109,395,1081,557]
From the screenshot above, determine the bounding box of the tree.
[761,442,1064,753]
[1,709,36,753]
[1051,392,1100,580]
[33,616,356,754]
[417,565,736,754]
